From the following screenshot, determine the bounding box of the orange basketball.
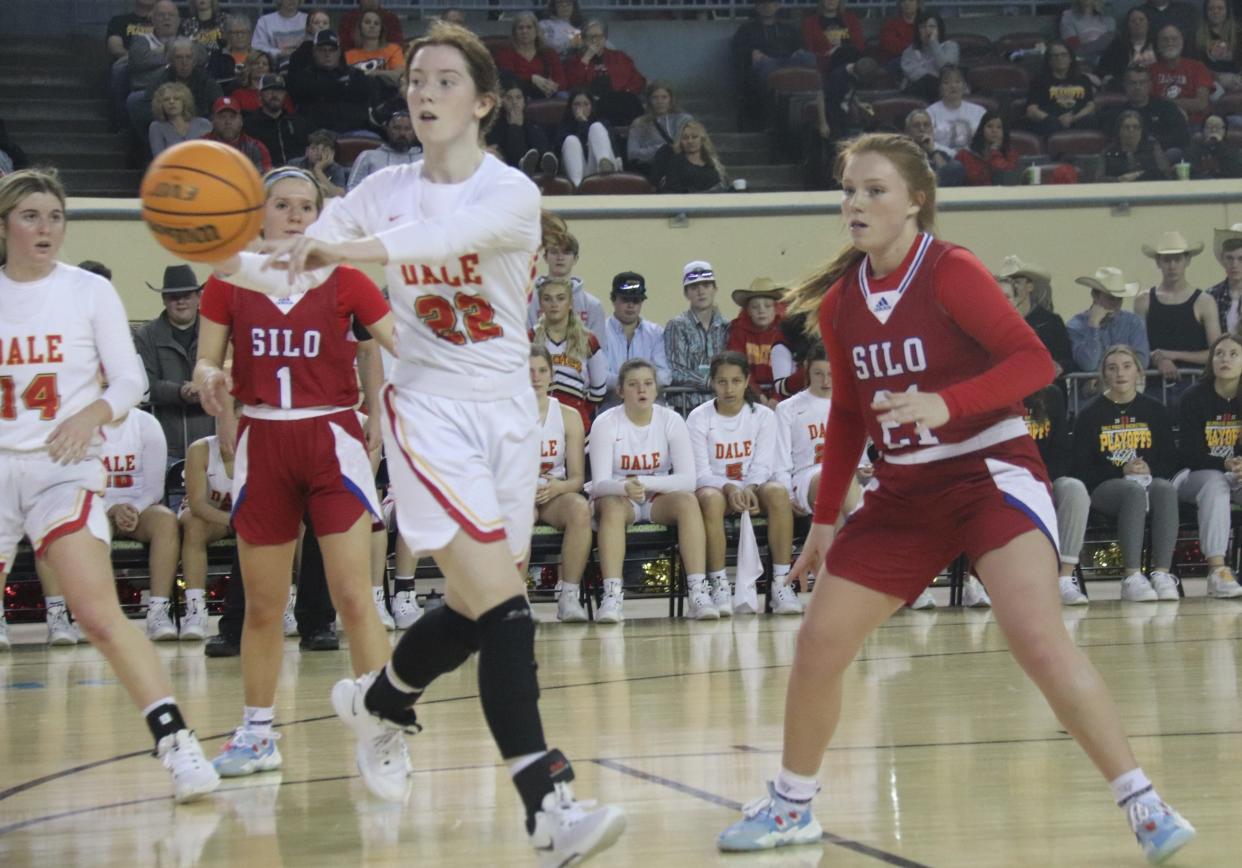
[139,140,265,263]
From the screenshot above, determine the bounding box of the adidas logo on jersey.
[872,297,891,312]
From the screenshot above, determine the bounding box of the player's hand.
[198,367,234,417]
[535,480,555,505]
[109,504,140,533]
[179,381,200,404]
[258,236,346,284]
[743,486,761,514]
[45,409,99,465]
[623,477,645,501]
[791,521,836,588]
[1124,458,1150,476]
[872,388,949,431]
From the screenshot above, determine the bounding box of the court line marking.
[1,631,1238,805]
[593,758,934,868]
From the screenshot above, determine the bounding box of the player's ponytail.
[0,168,67,266]
[784,133,937,331]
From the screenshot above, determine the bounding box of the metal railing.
[1064,369,1204,418]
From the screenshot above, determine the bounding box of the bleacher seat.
[1093,91,1127,114]
[1046,129,1108,157]
[967,64,1029,98]
[578,172,655,194]
[337,136,381,167]
[1215,91,1242,115]
[1009,129,1044,156]
[954,33,995,62]
[535,174,575,195]
[481,34,509,55]
[965,94,1000,115]
[996,32,1047,56]
[871,95,927,130]
[525,98,566,129]
[764,66,821,95]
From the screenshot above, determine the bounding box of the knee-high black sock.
[476,596,546,758]
[364,602,478,724]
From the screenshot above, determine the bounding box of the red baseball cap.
[212,96,241,115]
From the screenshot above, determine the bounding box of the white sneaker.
[1059,575,1089,606]
[331,673,414,802]
[157,729,221,804]
[909,589,937,610]
[145,600,177,641]
[1121,571,1158,602]
[0,619,10,652]
[771,582,804,615]
[961,575,992,608]
[47,606,80,646]
[711,578,733,617]
[179,598,208,641]
[283,590,298,636]
[1149,570,1180,601]
[529,781,626,867]
[1206,566,1242,599]
[687,584,719,621]
[595,590,624,624]
[556,585,588,623]
[373,588,395,631]
[732,582,759,615]
[392,590,424,628]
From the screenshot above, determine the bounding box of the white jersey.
[686,400,779,490]
[775,390,831,484]
[198,435,234,512]
[0,263,145,453]
[588,403,695,498]
[229,154,541,403]
[539,396,567,480]
[99,408,167,511]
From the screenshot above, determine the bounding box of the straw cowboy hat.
[994,255,1050,282]
[1075,267,1140,298]
[1213,222,1242,262]
[731,277,785,308]
[1140,230,1203,258]
[145,264,200,294]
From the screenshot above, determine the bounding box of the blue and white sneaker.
[1127,797,1195,864]
[717,781,823,852]
[212,728,283,777]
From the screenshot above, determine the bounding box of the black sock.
[364,603,478,723]
[477,596,546,758]
[145,702,188,748]
[393,576,415,593]
[363,667,421,728]
[513,748,574,832]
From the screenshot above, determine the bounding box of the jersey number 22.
[415,292,503,346]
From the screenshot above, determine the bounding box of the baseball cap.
[312,30,341,48]
[212,96,241,114]
[611,271,647,299]
[682,260,715,288]
[259,73,287,92]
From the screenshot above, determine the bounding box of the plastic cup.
[1175,162,1191,181]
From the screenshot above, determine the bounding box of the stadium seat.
[1009,130,1044,157]
[1046,129,1108,157]
[577,172,655,194]
[337,136,381,167]
[481,34,509,55]
[965,94,1000,115]
[535,174,575,196]
[764,66,821,94]
[1093,91,1127,113]
[525,98,567,129]
[967,64,1029,97]
[870,95,927,130]
[954,32,994,62]
[1215,91,1242,115]
[996,32,1047,56]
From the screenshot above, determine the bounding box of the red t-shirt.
[493,46,567,92]
[812,235,1054,523]
[200,265,389,409]
[1150,57,1214,122]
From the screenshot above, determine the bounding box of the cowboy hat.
[1213,222,1242,262]
[146,265,200,294]
[1140,230,1203,258]
[1075,266,1140,298]
[994,254,1050,283]
[731,277,785,308]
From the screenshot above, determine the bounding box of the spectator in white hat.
[1134,230,1219,395]
[664,260,731,412]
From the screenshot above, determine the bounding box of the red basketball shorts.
[825,434,1059,604]
[231,409,380,545]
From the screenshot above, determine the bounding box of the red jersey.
[201,265,389,410]
[813,234,1053,523]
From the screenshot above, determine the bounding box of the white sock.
[560,581,579,593]
[243,705,275,738]
[508,751,546,777]
[45,595,66,610]
[1111,768,1155,806]
[774,767,819,803]
[708,569,727,586]
[149,596,169,609]
[184,589,205,605]
[686,572,707,591]
[772,564,791,585]
[141,695,177,718]
[603,577,622,596]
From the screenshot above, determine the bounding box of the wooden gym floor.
[0,584,1238,867]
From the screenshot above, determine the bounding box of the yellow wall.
[65,181,1242,326]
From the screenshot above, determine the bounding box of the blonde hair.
[1197,0,1239,60]
[510,11,547,52]
[675,120,727,184]
[784,134,937,326]
[534,278,591,360]
[1101,344,1146,380]
[151,81,196,121]
[241,49,270,88]
[0,168,66,265]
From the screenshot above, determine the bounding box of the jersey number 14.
[0,373,60,421]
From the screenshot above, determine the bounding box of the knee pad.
[477,596,545,758]
[389,603,479,690]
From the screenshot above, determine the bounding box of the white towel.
[736,511,764,590]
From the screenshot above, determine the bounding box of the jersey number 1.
[0,373,60,421]
[415,292,503,346]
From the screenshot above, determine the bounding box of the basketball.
[139,140,265,263]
